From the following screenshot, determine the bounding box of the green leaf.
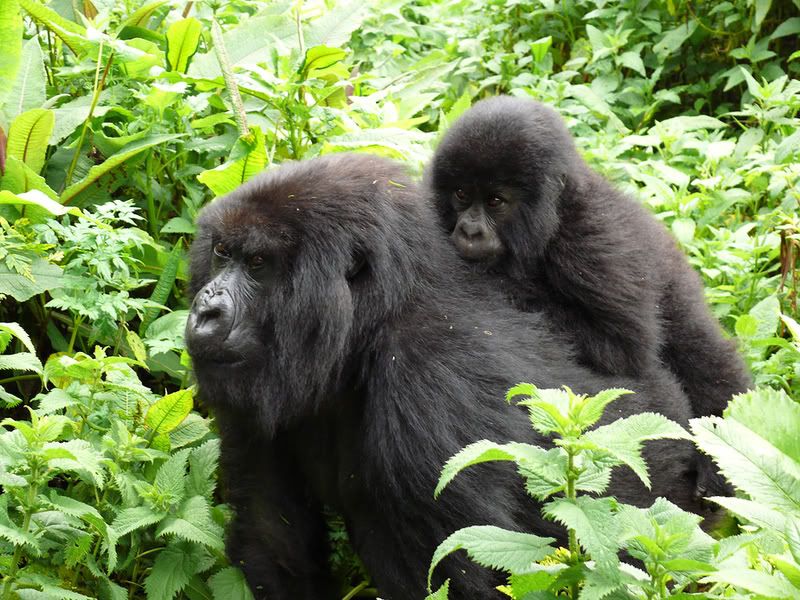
[144,541,205,600]
[47,491,103,522]
[145,388,194,435]
[788,520,800,566]
[573,388,632,429]
[618,51,646,76]
[197,127,267,196]
[0,352,42,374]
[304,0,369,49]
[187,438,220,499]
[111,505,165,538]
[653,20,698,58]
[517,388,571,436]
[301,45,346,78]
[126,328,148,365]
[582,412,688,488]
[46,439,105,486]
[18,0,91,56]
[544,497,620,565]
[0,0,23,111]
[0,189,80,221]
[709,495,786,531]
[691,416,800,514]
[748,295,781,340]
[424,580,450,600]
[139,240,183,335]
[435,439,548,498]
[208,567,254,600]
[166,17,202,73]
[154,447,191,499]
[428,526,554,589]
[170,413,211,450]
[7,108,54,174]
[772,17,800,38]
[753,0,773,32]
[725,388,800,463]
[157,496,224,550]
[61,133,185,206]
[701,568,796,597]
[2,37,45,120]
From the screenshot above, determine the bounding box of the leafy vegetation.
[0,0,798,598]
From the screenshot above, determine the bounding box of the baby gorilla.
[427,96,751,499]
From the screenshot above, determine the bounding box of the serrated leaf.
[154,447,191,498]
[207,567,254,600]
[573,388,632,429]
[0,352,43,374]
[146,388,193,435]
[701,568,796,597]
[582,412,688,488]
[709,495,786,531]
[125,328,148,365]
[157,496,224,550]
[691,416,800,513]
[46,439,105,486]
[725,388,800,462]
[170,413,210,450]
[428,526,554,589]
[144,541,204,600]
[435,440,548,498]
[424,580,450,600]
[544,497,620,565]
[187,438,219,499]
[7,108,54,173]
[111,505,165,538]
[166,18,202,74]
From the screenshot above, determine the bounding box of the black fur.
[187,153,710,599]
[427,96,751,498]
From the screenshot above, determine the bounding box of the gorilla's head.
[186,153,433,432]
[427,96,580,268]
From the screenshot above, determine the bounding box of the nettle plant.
[0,334,245,600]
[426,385,716,600]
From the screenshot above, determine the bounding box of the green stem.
[0,374,39,385]
[1,470,38,599]
[63,44,115,194]
[67,315,83,354]
[341,581,369,600]
[566,448,580,599]
[211,17,249,137]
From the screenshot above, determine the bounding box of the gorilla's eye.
[454,189,467,201]
[486,196,506,209]
[249,255,265,269]
[214,243,231,259]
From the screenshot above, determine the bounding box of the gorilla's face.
[185,154,427,431]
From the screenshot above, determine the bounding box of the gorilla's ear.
[346,247,368,282]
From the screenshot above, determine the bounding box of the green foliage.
[1,0,798,597]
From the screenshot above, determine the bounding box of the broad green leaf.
[428,526,554,588]
[145,388,193,435]
[582,412,688,488]
[169,413,211,450]
[119,0,171,29]
[517,388,571,436]
[139,240,183,335]
[187,438,220,499]
[691,416,800,513]
[435,440,549,498]
[197,127,267,196]
[154,448,191,498]
[788,520,800,566]
[2,38,45,121]
[709,495,786,531]
[61,133,185,206]
[208,567,254,600]
[0,189,80,221]
[157,496,224,550]
[7,108,54,173]
[653,20,698,58]
[618,51,646,76]
[753,0,773,32]
[19,0,91,56]
[656,115,727,134]
[748,295,781,340]
[0,0,23,111]
[726,388,800,462]
[543,497,620,565]
[46,439,105,486]
[166,18,202,74]
[47,492,103,522]
[125,329,148,365]
[304,0,369,49]
[301,45,346,77]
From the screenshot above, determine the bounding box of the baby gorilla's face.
[447,184,519,261]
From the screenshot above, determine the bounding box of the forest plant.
[427,385,715,600]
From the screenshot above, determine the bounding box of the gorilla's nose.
[186,287,235,347]
[458,221,484,240]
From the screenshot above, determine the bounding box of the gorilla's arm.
[215,412,335,600]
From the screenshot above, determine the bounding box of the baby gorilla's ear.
[346,247,368,282]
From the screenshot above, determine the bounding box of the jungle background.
[0,0,799,598]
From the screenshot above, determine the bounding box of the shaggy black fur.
[186,153,709,600]
[427,96,751,499]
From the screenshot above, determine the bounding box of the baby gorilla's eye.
[453,189,468,204]
[249,255,265,268]
[214,242,231,258]
[486,195,506,209]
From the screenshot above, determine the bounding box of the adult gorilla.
[186,153,704,599]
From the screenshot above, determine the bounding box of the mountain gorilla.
[427,96,750,499]
[186,153,708,600]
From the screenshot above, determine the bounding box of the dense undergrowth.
[0,0,798,598]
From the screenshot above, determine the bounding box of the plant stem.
[67,315,83,354]
[0,374,39,385]
[1,469,38,599]
[566,448,580,599]
[210,16,249,137]
[341,581,369,600]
